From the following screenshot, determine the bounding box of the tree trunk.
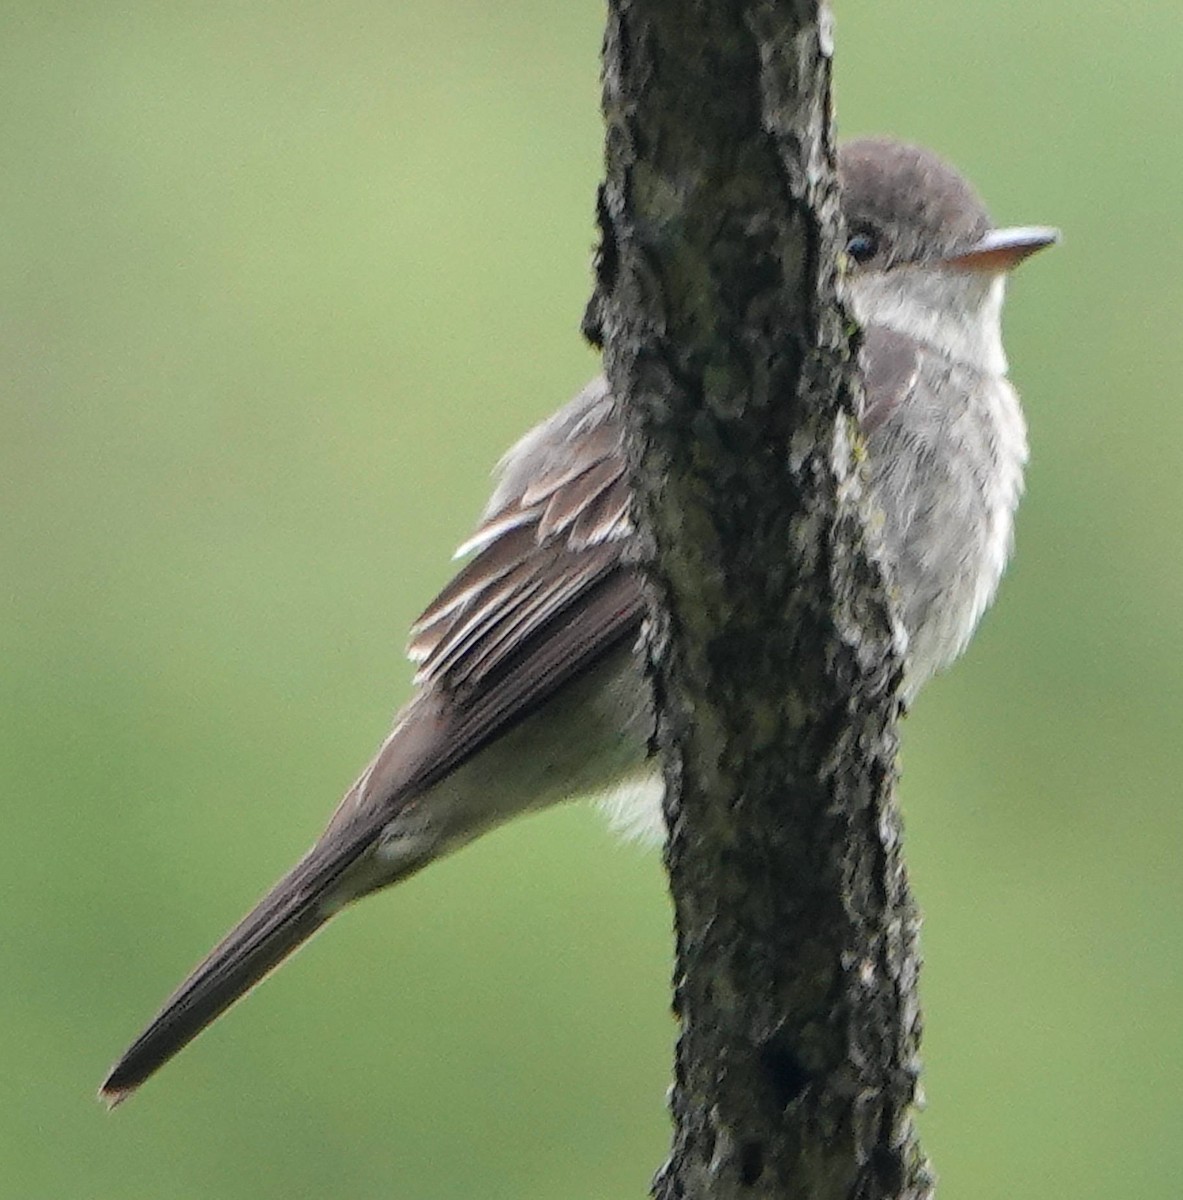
[588,3,933,1197]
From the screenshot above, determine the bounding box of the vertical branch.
[589,2,932,1197]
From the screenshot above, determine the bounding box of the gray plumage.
[100,139,1055,1104]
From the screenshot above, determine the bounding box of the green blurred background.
[3,2,1179,1197]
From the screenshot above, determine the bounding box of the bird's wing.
[409,382,632,692]
[373,375,644,797]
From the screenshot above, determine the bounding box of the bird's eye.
[846,229,879,265]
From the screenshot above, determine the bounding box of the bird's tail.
[98,818,380,1106]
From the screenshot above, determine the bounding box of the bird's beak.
[941,225,1060,273]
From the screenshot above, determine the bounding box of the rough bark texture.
[588,3,932,1198]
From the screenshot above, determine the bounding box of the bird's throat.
[850,270,1009,376]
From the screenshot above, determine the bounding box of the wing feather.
[408,378,635,697]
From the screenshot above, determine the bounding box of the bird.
[100,137,1058,1104]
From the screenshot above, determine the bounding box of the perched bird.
[100,138,1057,1104]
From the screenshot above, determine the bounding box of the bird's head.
[837,137,1058,373]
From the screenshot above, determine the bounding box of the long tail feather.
[99,827,374,1105]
